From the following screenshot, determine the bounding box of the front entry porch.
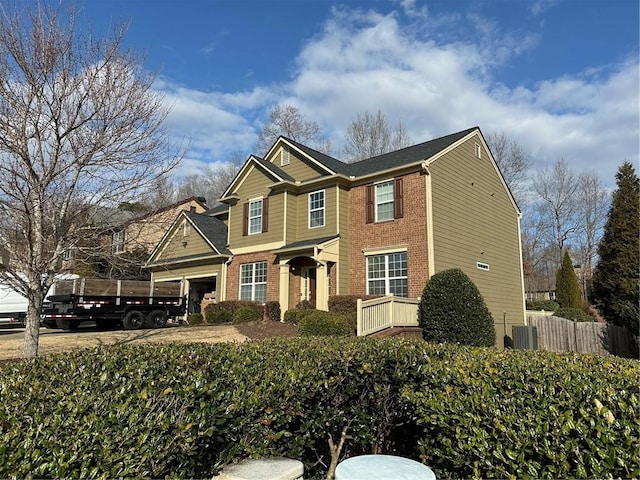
[273,236,339,320]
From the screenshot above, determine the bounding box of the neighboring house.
[63,197,208,276]
[147,127,526,342]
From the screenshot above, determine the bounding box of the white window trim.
[183,220,191,237]
[365,251,408,297]
[475,143,482,159]
[374,179,395,222]
[308,189,325,229]
[248,197,263,235]
[239,261,267,303]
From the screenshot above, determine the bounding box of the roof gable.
[220,155,292,200]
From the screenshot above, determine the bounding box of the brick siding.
[348,171,429,298]
[226,251,280,303]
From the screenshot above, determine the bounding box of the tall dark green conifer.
[556,250,582,309]
[591,161,639,340]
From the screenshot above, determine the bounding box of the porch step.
[370,326,423,339]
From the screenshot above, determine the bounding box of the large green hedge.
[0,339,637,479]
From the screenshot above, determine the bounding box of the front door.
[301,267,317,307]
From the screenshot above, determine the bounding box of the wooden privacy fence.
[527,314,637,358]
[357,296,420,336]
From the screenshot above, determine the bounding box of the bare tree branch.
[0,1,182,357]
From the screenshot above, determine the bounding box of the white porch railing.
[357,295,420,336]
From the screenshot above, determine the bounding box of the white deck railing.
[356,295,420,336]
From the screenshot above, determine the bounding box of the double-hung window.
[308,190,325,228]
[240,261,267,303]
[112,230,125,253]
[375,181,395,222]
[243,198,268,236]
[367,252,408,297]
[248,199,263,234]
[365,178,403,223]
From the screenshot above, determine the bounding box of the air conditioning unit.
[512,325,538,350]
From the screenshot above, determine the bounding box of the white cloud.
[153,3,638,190]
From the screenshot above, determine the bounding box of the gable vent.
[280,148,290,166]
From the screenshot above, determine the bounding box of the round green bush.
[187,313,203,325]
[232,306,261,324]
[419,268,495,346]
[554,307,595,322]
[206,309,232,325]
[298,311,352,336]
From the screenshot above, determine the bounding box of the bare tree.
[485,131,531,206]
[175,154,243,206]
[256,104,322,155]
[574,171,609,299]
[343,110,412,162]
[0,1,181,358]
[532,159,580,267]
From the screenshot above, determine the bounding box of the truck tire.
[123,310,145,330]
[56,318,80,330]
[146,309,168,328]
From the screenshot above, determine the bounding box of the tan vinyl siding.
[337,185,350,295]
[228,166,284,248]
[155,220,212,261]
[271,148,324,182]
[285,190,298,245]
[293,187,339,242]
[430,134,525,342]
[153,262,224,282]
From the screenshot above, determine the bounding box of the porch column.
[316,261,329,312]
[278,261,290,321]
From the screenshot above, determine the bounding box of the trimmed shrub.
[328,295,380,314]
[556,250,583,309]
[295,299,315,310]
[0,340,637,480]
[419,268,495,346]
[187,313,203,325]
[283,308,316,325]
[205,308,232,325]
[298,311,353,336]
[214,300,263,318]
[233,306,261,324]
[526,299,560,311]
[264,301,281,322]
[554,307,595,322]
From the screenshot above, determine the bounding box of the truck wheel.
[56,318,80,330]
[146,310,168,328]
[123,311,145,330]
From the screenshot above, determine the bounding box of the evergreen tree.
[591,161,640,341]
[419,268,495,346]
[556,250,582,309]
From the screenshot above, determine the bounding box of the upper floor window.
[365,178,403,223]
[112,230,125,253]
[366,251,408,297]
[243,198,269,236]
[240,261,267,303]
[309,190,325,228]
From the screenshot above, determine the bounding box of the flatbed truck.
[42,278,186,331]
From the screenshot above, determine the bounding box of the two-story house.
[147,127,526,342]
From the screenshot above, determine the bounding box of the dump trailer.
[42,278,185,331]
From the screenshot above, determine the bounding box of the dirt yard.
[0,321,299,362]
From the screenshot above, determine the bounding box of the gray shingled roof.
[185,211,230,255]
[272,235,340,253]
[204,204,229,216]
[253,156,295,182]
[284,126,478,178]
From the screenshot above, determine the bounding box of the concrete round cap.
[335,454,436,480]
[215,457,304,480]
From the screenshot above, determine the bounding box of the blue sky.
[81,0,638,189]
